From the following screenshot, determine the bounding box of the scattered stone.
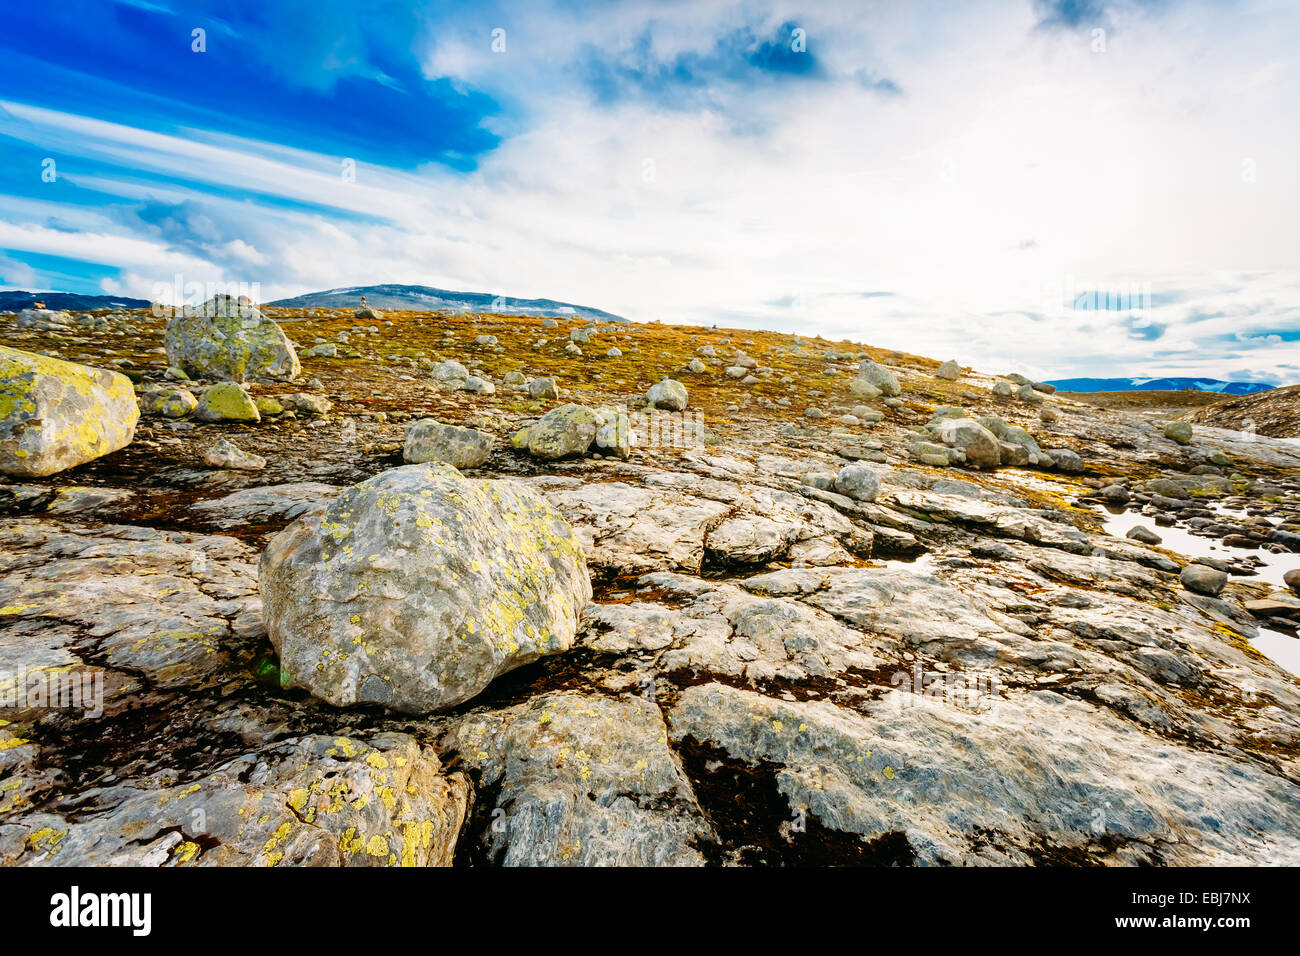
[300,343,337,359]
[431,360,469,384]
[832,464,881,502]
[852,359,900,397]
[204,438,266,471]
[194,382,261,423]
[1180,563,1228,596]
[143,386,198,419]
[934,359,961,380]
[646,378,689,411]
[1127,526,1162,545]
[281,392,332,416]
[1165,421,1193,445]
[528,376,560,399]
[404,420,494,469]
[935,417,1001,469]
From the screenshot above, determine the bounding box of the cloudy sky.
[0,0,1297,383]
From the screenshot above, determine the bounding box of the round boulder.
[164,295,300,382]
[404,420,494,469]
[646,378,688,411]
[1180,563,1227,597]
[260,463,593,713]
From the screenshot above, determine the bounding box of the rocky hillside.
[1185,384,1300,439]
[1,300,1299,867]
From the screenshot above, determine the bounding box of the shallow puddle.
[1095,506,1300,676]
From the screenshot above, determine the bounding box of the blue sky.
[1,0,1297,383]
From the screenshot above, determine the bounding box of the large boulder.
[1165,421,1193,445]
[403,420,493,469]
[935,417,1001,469]
[646,378,688,411]
[525,404,600,459]
[832,464,881,502]
[0,346,139,477]
[934,359,961,380]
[1181,564,1227,596]
[164,295,300,382]
[853,359,900,397]
[259,463,592,713]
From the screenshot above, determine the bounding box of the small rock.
[204,438,266,471]
[1180,563,1228,596]
[1127,526,1162,545]
[195,382,260,423]
[646,379,688,411]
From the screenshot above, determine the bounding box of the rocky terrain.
[1186,384,1300,439]
[1,298,1299,867]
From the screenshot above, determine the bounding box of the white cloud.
[1,0,1298,381]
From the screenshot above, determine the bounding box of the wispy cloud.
[0,0,1296,382]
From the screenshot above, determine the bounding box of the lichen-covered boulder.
[525,404,599,459]
[646,378,688,411]
[935,359,961,380]
[403,419,493,469]
[853,359,900,397]
[1165,421,1193,445]
[594,406,632,460]
[141,385,197,419]
[0,346,139,477]
[935,417,1002,469]
[259,463,593,713]
[164,295,300,382]
[195,381,260,422]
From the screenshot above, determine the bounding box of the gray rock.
[281,392,332,416]
[646,378,689,411]
[444,693,710,866]
[526,404,600,459]
[194,381,260,423]
[1127,526,1162,545]
[935,417,1001,469]
[259,463,592,713]
[1165,421,1193,445]
[164,295,300,382]
[527,376,560,399]
[853,359,900,397]
[833,464,881,502]
[1180,563,1227,596]
[203,439,266,471]
[935,359,961,380]
[403,420,494,469]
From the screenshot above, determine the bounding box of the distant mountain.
[1046,376,1275,396]
[267,284,626,322]
[0,290,151,311]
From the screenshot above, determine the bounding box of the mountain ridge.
[1046,376,1274,396]
[266,284,627,322]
